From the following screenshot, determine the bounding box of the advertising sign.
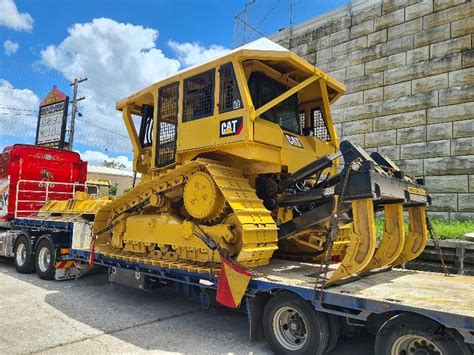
[35,86,69,148]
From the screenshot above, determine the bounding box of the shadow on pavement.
[0,256,374,354]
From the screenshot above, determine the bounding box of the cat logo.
[285,133,304,148]
[220,117,243,137]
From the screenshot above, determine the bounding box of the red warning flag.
[88,236,96,267]
[216,257,252,308]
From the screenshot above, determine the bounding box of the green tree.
[108,183,118,196]
[102,160,126,170]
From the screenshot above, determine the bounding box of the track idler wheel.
[362,204,405,273]
[392,206,428,266]
[327,199,377,284]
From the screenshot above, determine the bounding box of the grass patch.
[374,219,474,240]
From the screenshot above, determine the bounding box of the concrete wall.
[270,0,473,220]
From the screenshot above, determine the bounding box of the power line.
[256,0,281,28]
[1,59,130,103]
[0,105,129,139]
[75,116,129,139]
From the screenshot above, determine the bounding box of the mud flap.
[362,204,405,273]
[327,199,377,284]
[54,261,88,280]
[391,206,428,266]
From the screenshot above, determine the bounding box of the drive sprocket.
[183,171,227,223]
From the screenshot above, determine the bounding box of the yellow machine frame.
[89,40,429,288]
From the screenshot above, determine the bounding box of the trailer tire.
[14,236,35,274]
[263,292,329,355]
[325,314,341,353]
[374,313,471,355]
[35,238,56,280]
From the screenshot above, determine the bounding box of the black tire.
[375,313,471,355]
[14,236,35,273]
[325,314,341,353]
[263,292,329,355]
[35,238,56,280]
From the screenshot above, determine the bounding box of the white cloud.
[0,79,39,136]
[168,40,230,67]
[0,0,33,31]
[41,18,181,91]
[40,18,182,153]
[79,150,133,170]
[3,40,19,55]
[39,18,229,154]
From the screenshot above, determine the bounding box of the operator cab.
[117,38,345,176]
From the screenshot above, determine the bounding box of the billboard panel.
[35,86,69,149]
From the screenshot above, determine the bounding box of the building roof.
[87,165,135,177]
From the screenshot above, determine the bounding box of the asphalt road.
[0,257,374,354]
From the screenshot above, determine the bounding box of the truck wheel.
[35,239,56,280]
[325,314,341,353]
[263,292,329,355]
[14,236,35,273]
[375,313,471,355]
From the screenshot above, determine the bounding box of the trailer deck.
[8,217,474,348]
[70,247,474,343]
[255,260,474,330]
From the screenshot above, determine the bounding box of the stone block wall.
[270,0,474,220]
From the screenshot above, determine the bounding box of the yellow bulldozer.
[91,38,430,285]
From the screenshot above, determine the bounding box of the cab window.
[138,105,154,148]
[248,72,300,134]
[310,108,331,141]
[183,69,215,121]
[219,63,242,113]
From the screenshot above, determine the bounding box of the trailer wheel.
[35,239,56,280]
[14,236,35,273]
[263,292,329,355]
[325,314,341,353]
[375,313,471,355]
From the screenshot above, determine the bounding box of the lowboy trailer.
[6,216,473,355]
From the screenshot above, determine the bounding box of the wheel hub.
[289,319,302,333]
[272,306,308,351]
[38,246,51,273]
[15,243,26,267]
[391,334,443,355]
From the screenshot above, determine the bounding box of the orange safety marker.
[216,257,252,308]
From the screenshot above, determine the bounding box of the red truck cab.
[0,144,87,221]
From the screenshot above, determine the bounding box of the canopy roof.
[117,38,345,110]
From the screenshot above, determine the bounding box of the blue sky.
[0,0,347,168]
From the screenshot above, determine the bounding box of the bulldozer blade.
[392,206,428,266]
[326,199,377,284]
[362,204,405,273]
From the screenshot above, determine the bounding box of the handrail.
[14,179,86,218]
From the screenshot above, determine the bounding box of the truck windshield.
[248,72,300,134]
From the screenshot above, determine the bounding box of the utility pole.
[68,77,87,150]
